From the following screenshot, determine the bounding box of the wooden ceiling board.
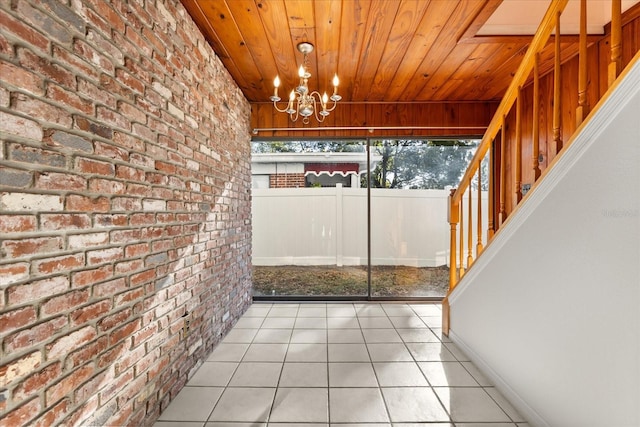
[349,0,402,100]
[366,0,433,101]
[181,0,620,106]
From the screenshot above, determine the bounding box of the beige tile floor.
[154,303,528,427]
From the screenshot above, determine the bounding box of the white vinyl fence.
[252,185,488,268]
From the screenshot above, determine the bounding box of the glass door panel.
[251,139,368,298]
[368,139,481,298]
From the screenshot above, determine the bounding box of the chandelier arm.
[273,100,293,114]
[312,97,326,123]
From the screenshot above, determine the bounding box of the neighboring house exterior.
[251,152,381,188]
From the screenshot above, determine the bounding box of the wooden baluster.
[533,52,541,181]
[515,87,523,203]
[488,141,495,239]
[609,0,622,87]
[477,164,484,255]
[552,11,563,155]
[499,117,507,225]
[459,199,465,278]
[576,0,588,127]
[467,185,473,266]
[448,189,459,291]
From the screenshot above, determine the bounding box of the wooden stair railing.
[442,0,630,336]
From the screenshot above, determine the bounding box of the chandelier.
[270,42,341,124]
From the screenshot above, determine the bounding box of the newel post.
[443,188,459,336]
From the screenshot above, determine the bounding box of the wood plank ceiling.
[179,0,632,105]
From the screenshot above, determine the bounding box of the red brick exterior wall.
[0,1,252,425]
[269,173,306,188]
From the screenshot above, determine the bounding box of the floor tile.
[420,316,443,328]
[221,328,258,343]
[443,342,471,361]
[419,361,479,386]
[291,329,327,344]
[295,317,328,329]
[280,362,328,387]
[461,361,493,386]
[362,328,403,343]
[329,388,389,422]
[268,307,299,317]
[405,342,456,362]
[158,386,223,421]
[358,317,394,329]
[270,388,329,422]
[388,316,427,329]
[298,307,327,317]
[261,317,296,328]
[430,328,452,342]
[328,329,365,343]
[207,343,249,362]
[234,317,264,328]
[409,304,442,316]
[329,362,378,387]
[327,317,360,329]
[252,328,292,343]
[243,343,288,362]
[189,362,238,387]
[366,343,413,362]
[381,304,415,316]
[228,362,282,387]
[243,306,271,317]
[396,328,439,343]
[327,306,356,317]
[354,305,386,317]
[381,387,449,422]
[373,362,428,386]
[434,387,511,423]
[327,343,370,362]
[286,343,328,362]
[455,423,518,427]
[208,387,275,422]
[154,422,204,427]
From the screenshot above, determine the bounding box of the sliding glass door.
[251,138,482,300]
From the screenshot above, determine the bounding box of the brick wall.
[269,173,306,188]
[0,0,252,426]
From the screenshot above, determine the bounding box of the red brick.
[34,253,85,275]
[117,100,146,125]
[47,84,94,115]
[77,77,117,109]
[114,287,144,306]
[73,39,113,74]
[45,364,94,406]
[71,265,113,288]
[115,68,145,94]
[73,367,112,403]
[30,398,70,427]
[13,94,73,127]
[0,9,49,53]
[17,47,76,89]
[93,277,127,298]
[98,308,132,333]
[46,326,97,359]
[52,45,99,81]
[125,243,149,257]
[99,368,133,403]
[0,306,37,335]
[12,362,62,401]
[110,319,140,345]
[41,289,90,317]
[97,341,128,369]
[96,106,130,130]
[0,351,41,388]
[88,178,126,194]
[111,196,142,211]
[74,116,113,139]
[40,213,91,230]
[4,316,68,353]
[115,259,144,274]
[0,262,29,285]
[0,215,37,233]
[94,214,128,228]
[115,164,145,181]
[131,269,156,286]
[0,111,44,141]
[7,276,69,305]
[0,61,44,96]
[69,300,111,328]
[87,247,122,265]
[1,397,41,427]
[65,336,108,369]
[68,231,109,249]
[2,236,63,258]
[35,171,86,190]
[75,157,115,175]
[66,194,110,212]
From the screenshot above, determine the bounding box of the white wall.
[252,186,488,267]
[448,59,640,427]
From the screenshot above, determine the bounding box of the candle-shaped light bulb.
[322,92,328,108]
[298,65,305,78]
[288,90,295,109]
[333,74,339,89]
[273,75,280,98]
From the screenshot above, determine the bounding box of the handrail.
[442,0,631,336]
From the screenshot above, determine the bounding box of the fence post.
[336,183,343,267]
